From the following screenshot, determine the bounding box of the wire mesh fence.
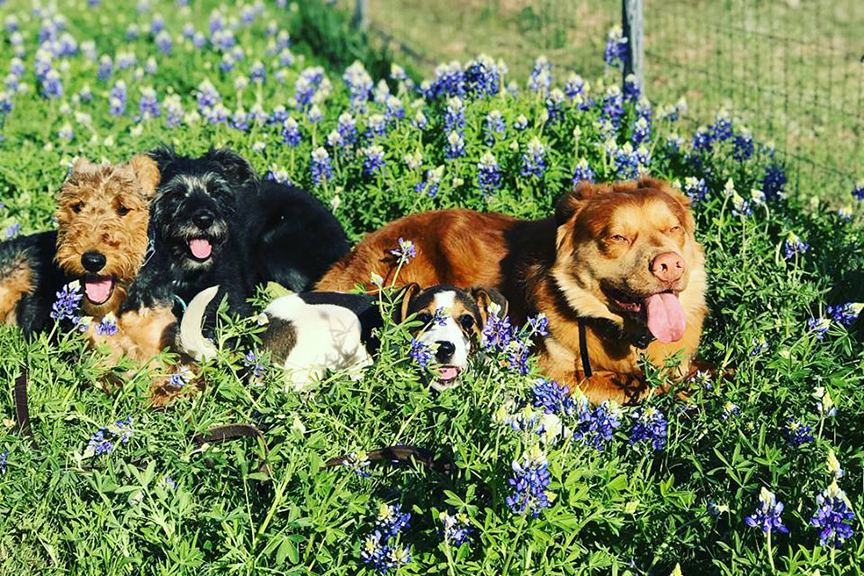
[345,0,864,201]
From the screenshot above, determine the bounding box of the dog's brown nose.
[651,252,684,282]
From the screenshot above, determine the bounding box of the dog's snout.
[650,252,684,282]
[81,250,106,272]
[435,340,456,363]
[192,209,215,229]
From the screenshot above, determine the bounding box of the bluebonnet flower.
[390,237,416,262]
[721,402,741,421]
[733,129,755,161]
[631,117,651,146]
[481,312,514,351]
[600,85,625,129]
[0,449,7,474]
[545,88,565,124]
[444,96,465,131]
[659,97,688,122]
[531,378,576,416]
[826,303,862,327]
[464,54,502,98]
[415,166,444,198]
[709,110,733,141]
[373,79,391,105]
[477,152,501,195]
[307,104,323,124]
[5,222,21,239]
[95,313,118,336]
[195,80,221,110]
[684,177,709,204]
[266,166,291,186]
[430,306,448,327]
[219,52,236,73]
[423,60,465,100]
[336,112,357,145]
[528,56,552,94]
[623,73,640,102]
[826,449,844,479]
[807,317,831,340]
[604,26,628,69]
[783,232,809,259]
[375,503,411,537]
[484,109,506,145]
[810,482,855,547]
[783,418,814,447]
[837,205,853,220]
[336,450,371,477]
[365,114,387,140]
[385,96,404,122]
[410,109,428,131]
[51,281,83,322]
[403,151,423,171]
[247,61,265,85]
[689,370,713,391]
[521,137,546,178]
[409,338,433,368]
[155,30,172,54]
[390,63,408,82]
[564,73,587,102]
[243,350,264,379]
[852,181,864,200]
[9,58,24,77]
[762,164,787,201]
[446,131,465,159]
[612,142,647,179]
[57,123,74,142]
[139,87,160,119]
[573,400,622,452]
[812,387,837,418]
[110,416,134,445]
[162,476,177,489]
[150,12,165,34]
[506,447,553,518]
[360,531,411,573]
[86,428,115,457]
[310,147,333,185]
[440,512,473,548]
[97,54,112,82]
[362,145,386,175]
[41,69,63,99]
[571,159,595,185]
[169,368,191,388]
[163,95,184,128]
[513,114,529,131]
[294,66,325,110]
[745,487,788,534]
[692,126,714,154]
[281,117,301,147]
[527,314,548,336]
[628,407,668,451]
[192,32,206,49]
[209,10,223,34]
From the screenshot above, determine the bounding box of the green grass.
[1,0,864,574]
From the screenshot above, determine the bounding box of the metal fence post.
[354,0,369,32]
[622,0,644,90]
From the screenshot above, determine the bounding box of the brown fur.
[317,177,708,403]
[0,251,34,325]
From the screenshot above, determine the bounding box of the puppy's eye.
[459,315,475,330]
[610,234,629,243]
[415,313,432,325]
[668,225,683,234]
[71,203,82,213]
[116,206,130,216]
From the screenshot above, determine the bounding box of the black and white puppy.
[179,284,508,391]
[120,147,258,323]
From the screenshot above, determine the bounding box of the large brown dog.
[316,177,708,403]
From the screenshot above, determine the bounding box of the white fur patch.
[417,291,472,390]
[265,295,372,392]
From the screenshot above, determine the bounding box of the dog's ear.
[554,181,610,225]
[129,154,160,199]
[205,148,259,188]
[394,283,421,324]
[146,145,176,169]
[470,287,509,327]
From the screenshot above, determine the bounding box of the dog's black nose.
[81,251,106,273]
[435,341,456,363]
[192,209,214,229]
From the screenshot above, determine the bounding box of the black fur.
[0,230,69,334]
[121,148,259,324]
[239,178,350,292]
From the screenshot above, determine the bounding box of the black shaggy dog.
[121,147,351,338]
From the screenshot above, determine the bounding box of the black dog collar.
[577,318,656,380]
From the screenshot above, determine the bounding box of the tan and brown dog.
[316,177,708,403]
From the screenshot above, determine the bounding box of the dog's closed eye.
[116,206,131,216]
[415,312,432,324]
[72,203,82,213]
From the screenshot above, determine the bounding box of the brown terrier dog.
[316,177,708,404]
[55,156,176,363]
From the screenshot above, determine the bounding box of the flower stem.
[766,529,775,572]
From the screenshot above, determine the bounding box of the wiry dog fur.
[0,155,160,341]
[179,283,506,392]
[120,148,259,329]
[316,177,708,403]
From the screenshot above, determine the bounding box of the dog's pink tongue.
[644,292,686,343]
[438,366,459,381]
[84,277,113,304]
[189,238,212,259]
